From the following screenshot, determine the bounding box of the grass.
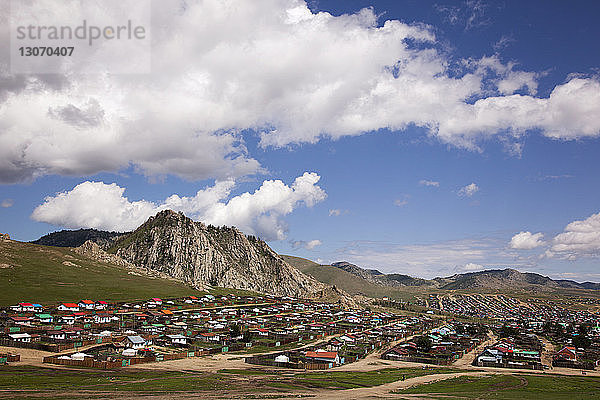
[0,366,234,393]
[0,240,206,306]
[279,367,464,390]
[394,373,600,399]
[0,365,465,396]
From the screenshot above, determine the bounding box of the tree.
[230,324,241,338]
[578,323,592,336]
[573,334,591,349]
[499,325,518,338]
[242,330,254,343]
[415,336,432,353]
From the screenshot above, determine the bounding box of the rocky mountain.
[32,228,127,249]
[331,261,434,287]
[331,261,384,281]
[328,261,600,291]
[107,210,326,298]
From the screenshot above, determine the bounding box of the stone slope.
[110,210,326,298]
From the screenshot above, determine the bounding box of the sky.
[1,0,600,280]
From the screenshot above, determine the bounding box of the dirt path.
[453,331,496,368]
[311,371,491,400]
[0,346,51,367]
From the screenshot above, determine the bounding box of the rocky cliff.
[109,210,326,298]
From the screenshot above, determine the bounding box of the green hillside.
[0,240,205,306]
[282,255,414,301]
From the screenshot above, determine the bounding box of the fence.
[0,335,125,353]
[478,360,543,370]
[42,345,210,369]
[552,360,595,370]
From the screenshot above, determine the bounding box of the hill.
[31,228,127,249]
[332,261,434,287]
[439,268,600,291]
[281,256,415,301]
[287,257,600,294]
[0,237,205,307]
[108,210,325,298]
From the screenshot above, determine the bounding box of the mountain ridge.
[327,261,600,290]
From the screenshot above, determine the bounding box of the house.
[8,333,31,343]
[476,348,503,365]
[198,332,220,342]
[147,298,162,307]
[95,301,109,310]
[255,328,269,336]
[58,303,79,312]
[123,335,148,349]
[94,314,112,324]
[47,330,66,341]
[9,316,32,326]
[78,300,95,310]
[12,303,35,312]
[60,315,75,325]
[165,334,187,345]
[305,351,340,365]
[556,346,577,361]
[35,313,53,324]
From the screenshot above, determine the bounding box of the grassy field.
[274,367,464,390]
[0,240,205,306]
[0,365,465,397]
[394,373,600,399]
[3,365,600,399]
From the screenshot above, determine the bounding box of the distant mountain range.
[328,261,600,291]
[30,221,600,299]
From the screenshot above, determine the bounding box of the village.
[1,292,600,375]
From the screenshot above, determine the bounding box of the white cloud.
[509,231,545,250]
[31,182,158,232]
[458,183,479,197]
[291,239,322,250]
[2,1,600,183]
[462,263,484,271]
[328,209,348,217]
[547,212,600,259]
[333,237,523,278]
[394,197,409,207]
[31,172,326,240]
[1,199,13,208]
[419,179,440,187]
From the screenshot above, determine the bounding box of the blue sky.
[1,0,600,280]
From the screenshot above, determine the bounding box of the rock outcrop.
[110,210,326,298]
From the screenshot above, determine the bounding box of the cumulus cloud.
[509,231,545,250]
[291,239,322,250]
[419,179,440,187]
[31,172,326,240]
[2,1,600,183]
[1,198,13,208]
[458,183,479,197]
[334,237,523,278]
[547,212,600,259]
